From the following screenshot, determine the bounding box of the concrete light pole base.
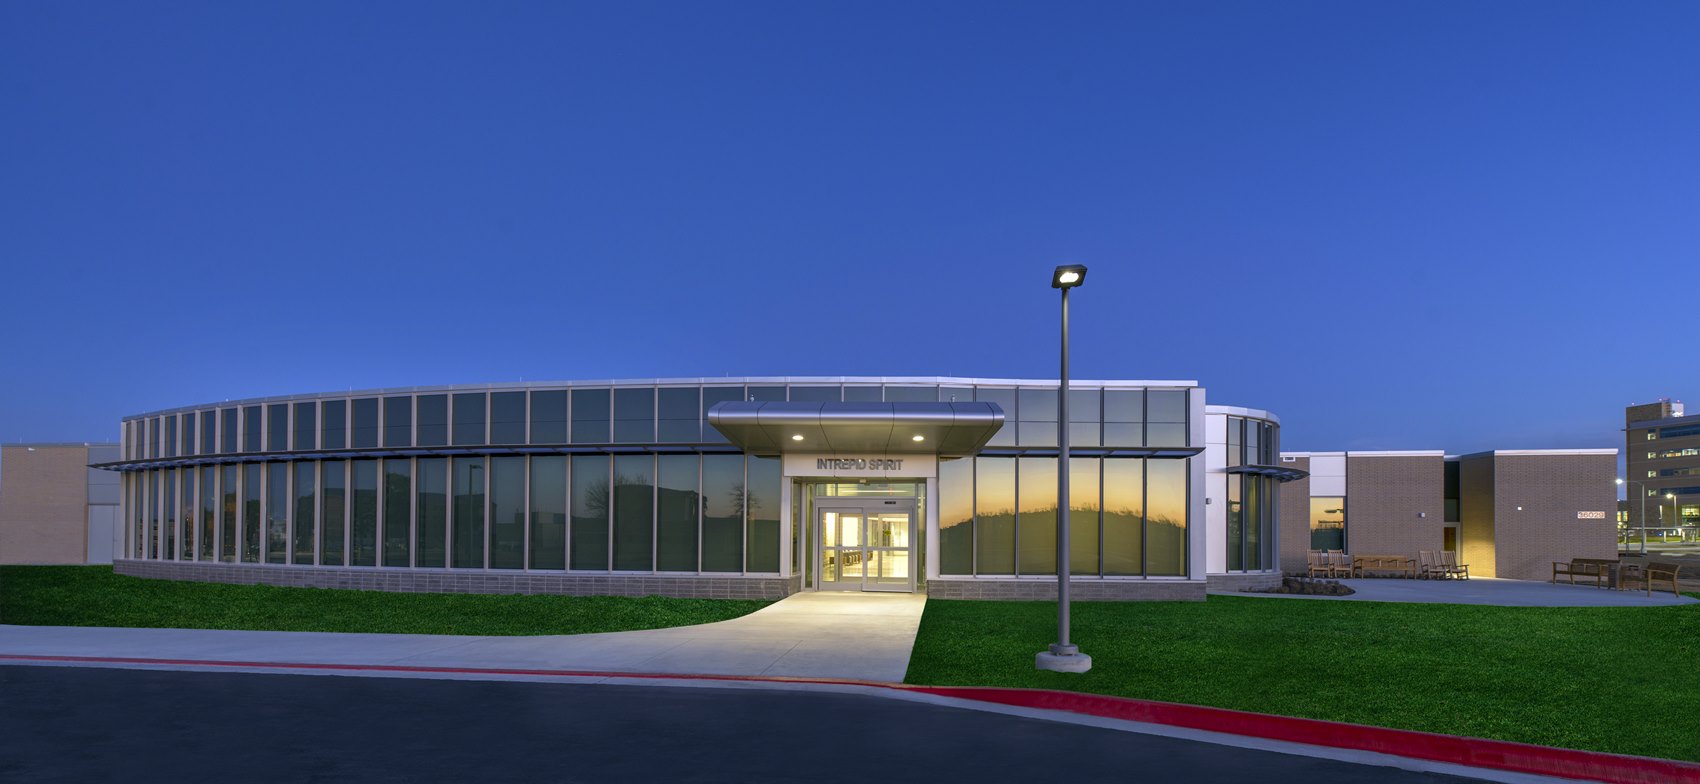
[1035,650,1093,673]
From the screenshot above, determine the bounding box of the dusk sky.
[3,1,1696,463]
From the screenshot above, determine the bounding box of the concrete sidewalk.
[0,591,927,682]
[1216,577,1697,607]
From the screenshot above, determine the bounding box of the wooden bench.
[1552,558,1618,587]
[1619,562,1683,597]
[1353,554,1416,578]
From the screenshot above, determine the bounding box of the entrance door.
[818,503,914,592]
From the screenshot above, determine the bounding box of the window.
[243,406,262,452]
[1102,459,1143,575]
[242,464,262,562]
[1145,459,1187,575]
[974,457,1015,574]
[529,456,567,570]
[700,454,743,572]
[417,394,447,447]
[163,470,177,559]
[383,397,413,448]
[351,460,379,566]
[198,466,216,561]
[938,458,973,575]
[613,388,655,443]
[267,462,288,563]
[529,390,568,444]
[1068,389,1100,448]
[321,461,346,566]
[292,463,316,564]
[657,387,700,442]
[490,392,526,445]
[884,386,937,402]
[747,457,781,572]
[1017,388,1058,447]
[451,392,486,446]
[1103,390,1144,447]
[788,386,840,403]
[382,460,411,567]
[166,416,177,458]
[452,457,485,569]
[612,455,654,571]
[221,409,238,454]
[267,404,289,452]
[293,403,316,451]
[220,465,238,562]
[1017,457,1057,575]
[1147,389,1189,446]
[570,455,609,569]
[1310,496,1346,551]
[351,399,379,449]
[417,458,447,568]
[656,455,699,571]
[182,414,196,457]
[321,400,347,450]
[490,456,525,569]
[572,389,610,443]
[1071,458,1100,575]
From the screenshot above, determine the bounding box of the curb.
[3,654,1693,784]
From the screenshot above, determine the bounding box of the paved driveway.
[0,590,926,681]
[0,666,1496,784]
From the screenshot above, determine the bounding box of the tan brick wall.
[0,446,90,564]
[1345,454,1444,559]
[1277,456,1311,574]
[1458,455,1497,578]
[1490,454,1617,581]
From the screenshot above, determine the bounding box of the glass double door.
[819,503,914,592]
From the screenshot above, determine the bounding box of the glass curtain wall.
[940,456,1189,578]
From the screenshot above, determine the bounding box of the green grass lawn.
[0,566,769,636]
[904,595,1700,762]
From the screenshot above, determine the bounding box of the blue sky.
[2,1,1696,460]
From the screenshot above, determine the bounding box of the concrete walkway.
[1218,577,1697,607]
[0,591,928,682]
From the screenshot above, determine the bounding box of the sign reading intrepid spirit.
[784,453,937,479]
[817,458,904,471]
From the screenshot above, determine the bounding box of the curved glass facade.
[113,378,1209,587]
[1221,413,1280,573]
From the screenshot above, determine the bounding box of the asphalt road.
[0,666,1485,783]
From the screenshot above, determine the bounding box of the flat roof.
[1204,404,1280,425]
[122,376,1203,420]
[1447,449,1619,460]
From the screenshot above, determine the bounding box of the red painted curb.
[3,654,1694,784]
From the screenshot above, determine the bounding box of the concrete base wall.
[926,578,1206,601]
[1206,572,1284,592]
[114,559,798,600]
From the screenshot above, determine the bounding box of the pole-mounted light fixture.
[1052,264,1087,289]
[1037,263,1091,674]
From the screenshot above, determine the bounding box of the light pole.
[1668,493,1680,543]
[1038,264,1092,674]
[1617,478,1649,555]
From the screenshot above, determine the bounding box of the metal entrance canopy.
[707,401,1004,457]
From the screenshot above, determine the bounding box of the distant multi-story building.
[1623,398,1700,534]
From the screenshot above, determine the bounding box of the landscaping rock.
[1249,577,1356,596]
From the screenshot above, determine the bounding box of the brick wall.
[1277,456,1311,574]
[1490,453,1617,581]
[1345,454,1444,559]
[0,446,90,564]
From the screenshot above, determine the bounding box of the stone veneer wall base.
[114,559,797,600]
[926,578,1206,601]
[1205,572,1284,592]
